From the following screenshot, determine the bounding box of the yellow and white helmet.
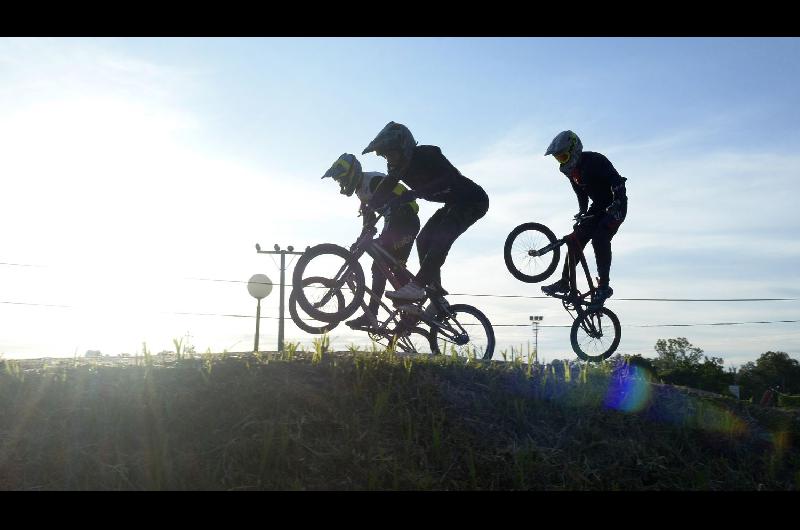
[321,153,363,196]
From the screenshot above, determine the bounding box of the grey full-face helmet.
[545,130,583,174]
[361,121,417,171]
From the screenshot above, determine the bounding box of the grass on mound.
[0,348,798,490]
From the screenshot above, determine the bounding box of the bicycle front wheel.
[504,222,560,283]
[288,276,343,334]
[371,326,439,355]
[570,306,621,362]
[292,243,366,323]
[429,304,495,360]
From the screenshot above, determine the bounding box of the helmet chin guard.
[322,153,362,197]
[545,130,582,173]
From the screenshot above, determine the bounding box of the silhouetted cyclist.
[540,130,628,307]
[321,153,420,329]
[361,121,489,302]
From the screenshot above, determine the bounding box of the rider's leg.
[388,200,487,301]
[346,267,386,328]
[353,209,420,317]
[590,214,623,303]
[386,207,447,301]
[416,201,488,288]
[542,232,591,296]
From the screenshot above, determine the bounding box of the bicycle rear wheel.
[570,306,621,362]
[288,276,343,334]
[504,222,560,283]
[428,304,495,360]
[292,243,366,323]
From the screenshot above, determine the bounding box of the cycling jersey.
[566,151,627,215]
[372,145,488,207]
[358,171,419,218]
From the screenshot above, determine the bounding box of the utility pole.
[530,315,543,363]
[255,243,306,353]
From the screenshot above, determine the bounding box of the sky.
[1,37,799,368]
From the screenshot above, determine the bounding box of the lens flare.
[604,365,653,413]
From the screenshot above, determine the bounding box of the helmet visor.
[554,151,570,164]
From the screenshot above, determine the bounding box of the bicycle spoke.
[292,243,366,323]
[436,316,491,359]
[570,307,621,362]
[504,223,560,284]
[511,232,551,277]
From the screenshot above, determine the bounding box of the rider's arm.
[610,179,627,203]
[403,146,480,202]
[571,180,589,214]
[369,174,401,210]
[603,156,627,217]
[360,201,377,227]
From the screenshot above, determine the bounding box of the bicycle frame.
[342,210,477,344]
[533,232,608,341]
[311,210,400,308]
[507,216,619,360]
[347,249,470,346]
[302,206,477,349]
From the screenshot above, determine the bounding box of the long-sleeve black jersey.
[565,151,627,214]
[371,145,488,208]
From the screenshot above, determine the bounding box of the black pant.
[415,199,489,287]
[562,208,625,285]
[367,206,420,312]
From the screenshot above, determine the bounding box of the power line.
[4,262,799,302]
[495,319,800,328]
[0,300,72,308]
[449,293,800,302]
[0,262,44,267]
[184,279,800,302]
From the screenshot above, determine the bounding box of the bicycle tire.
[288,276,343,334]
[570,306,621,362]
[428,304,495,360]
[372,326,440,355]
[292,243,366,323]
[503,222,560,283]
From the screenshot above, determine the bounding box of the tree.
[654,337,704,371]
[652,338,734,394]
[736,351,800,401]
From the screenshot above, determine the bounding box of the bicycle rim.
[374,327,436,355]
[288,276,343,334]
[570,307,621,362]
[292,243,365,322]
[504,223,560,283]
[429,304,495,360]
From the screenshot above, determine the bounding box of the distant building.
[85,350,102,358]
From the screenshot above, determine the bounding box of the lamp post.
[247,273,273,352]
[530,315,543,363]
[255,243,306,353]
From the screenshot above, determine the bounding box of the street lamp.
[530,315,543,363]
[255,243,306,353]
[248,274,273,352]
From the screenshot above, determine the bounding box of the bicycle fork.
[399,297,469,346]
